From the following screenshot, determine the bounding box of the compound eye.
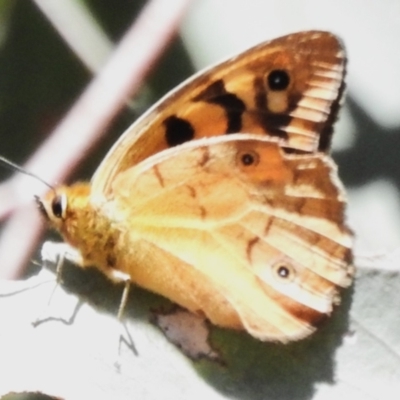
[51,194,66,219]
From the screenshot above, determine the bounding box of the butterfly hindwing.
[106,134,353,341]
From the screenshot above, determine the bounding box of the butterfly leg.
[108,269,131,321]
[32,241,83,327]
[40,242,138,368]
[108,269,138,370]
[41,241,84,270]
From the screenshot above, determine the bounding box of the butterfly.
[37,31,353,343]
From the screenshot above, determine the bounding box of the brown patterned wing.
[107,134,353,342]
[92,31,346,197]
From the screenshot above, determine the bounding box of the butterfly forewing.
[92,31,346,197]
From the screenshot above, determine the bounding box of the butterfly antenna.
[0,155,54,190]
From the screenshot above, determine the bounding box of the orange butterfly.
[37,31,353,343]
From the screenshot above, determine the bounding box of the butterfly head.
[35,183,92,243]
[36,182,120,269]
[35,188,68,227]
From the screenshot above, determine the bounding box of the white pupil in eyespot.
[277,265,290,278]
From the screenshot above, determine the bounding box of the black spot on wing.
[267,69,291,91]
[164,116,195,147]
[194,80,246,133]
[258,113,293,139]
[253,75,299,140]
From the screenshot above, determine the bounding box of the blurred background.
[0,0,400,277]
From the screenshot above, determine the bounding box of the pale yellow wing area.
[104,134,353,342]
[91,31,345,198]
